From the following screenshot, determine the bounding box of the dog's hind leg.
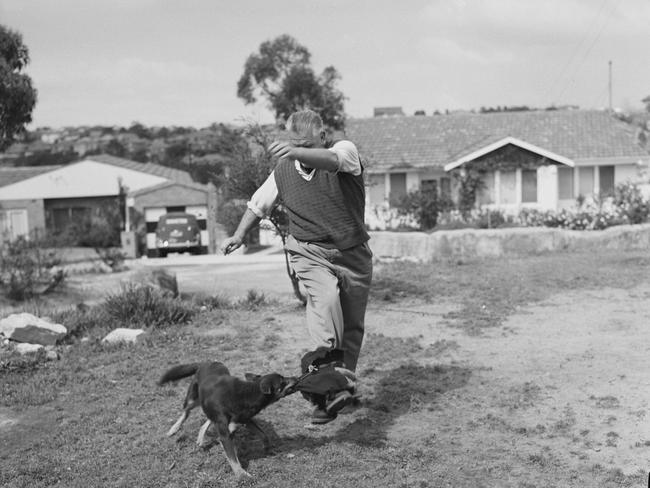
[196,419,212,447]
[167,394,199,436]
[167,410,188,436]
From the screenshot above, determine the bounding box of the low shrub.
[518,202,629,230]
[0,235,65,301]
[236,289,275,310]
[189,292,232,310]
[51,304,113,341]
[102,283,195,328]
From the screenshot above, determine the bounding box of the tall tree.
[0,25,37,150]
[237,34,346,130]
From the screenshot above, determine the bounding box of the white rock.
[0,313,67,346]
[15,343,44,355]
[46,350,60,361]
[102,328,146,344]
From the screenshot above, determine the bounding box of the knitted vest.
[274,159,369,250]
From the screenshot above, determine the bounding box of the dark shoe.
[311,406,337,425]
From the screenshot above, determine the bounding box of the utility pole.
[608,60,612,112]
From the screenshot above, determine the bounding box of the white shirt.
[247,140,361,218]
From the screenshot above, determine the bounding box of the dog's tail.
[157,363,200,386]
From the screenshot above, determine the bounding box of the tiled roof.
[346,110,649,171]
[86,154,194,184]
[0,165,63,188]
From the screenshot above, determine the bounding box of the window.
[599,165,615,196]
[558,167,574,199]
[389,173,407,203]
[499,170,517,204]
[420,179,437,194]
[477,172,495,205]
[0,209,28,240]
[521,169,537,203]
[48,207,91,233]
[578,166,594,197]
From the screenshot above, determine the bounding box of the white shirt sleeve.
[247,171,279,218]
[328,140,361,175]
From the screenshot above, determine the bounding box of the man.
[220,109,373,424]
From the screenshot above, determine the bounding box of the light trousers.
[285,235,373,371]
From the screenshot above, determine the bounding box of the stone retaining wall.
[369,224,650,262]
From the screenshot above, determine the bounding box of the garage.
[129,180,213,257]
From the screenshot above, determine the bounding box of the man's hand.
[220,236,243,255]
[268,141,294,160]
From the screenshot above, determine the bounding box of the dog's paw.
[196,439,212,449]
[235,469,252,478]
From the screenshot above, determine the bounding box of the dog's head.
[245,373,298,399]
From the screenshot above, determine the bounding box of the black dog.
[158,361,296,477]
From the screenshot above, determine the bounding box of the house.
[346,110,650,219]
[0,154,217,256]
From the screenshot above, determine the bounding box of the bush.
[51,304,113,341]
[235,289,275,310]
[218,199,259,245]
[613,181,650,224]
[95,247,127,271]
[218,199,247,236]
[476,209,514,229]
[393,187,439,231]
[102,283,195,328]
[519,202,629,230]
[0,235,65,301]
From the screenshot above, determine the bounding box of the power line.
[553,0,620,105]
[542,0,610,106]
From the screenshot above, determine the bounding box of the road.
[139,245,298,302]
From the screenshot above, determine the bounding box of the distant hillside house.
[346,110,650,222]
[0,154,215,256]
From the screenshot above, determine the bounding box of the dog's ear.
[245,373,261,382]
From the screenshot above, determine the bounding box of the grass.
[371,250,650,333]
[1,249,649,487]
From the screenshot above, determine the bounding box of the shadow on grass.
[273,363,471,454]
[337,363,471,446]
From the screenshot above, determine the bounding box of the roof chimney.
[373,107,404,117]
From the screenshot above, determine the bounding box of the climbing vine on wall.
[470,144,550,172]
[451,168,486,216]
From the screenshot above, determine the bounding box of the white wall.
[615,164,638,183]
[537,165,558,210]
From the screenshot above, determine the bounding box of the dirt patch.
[371,284,650,477]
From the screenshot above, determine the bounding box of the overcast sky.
[1,0,649,129]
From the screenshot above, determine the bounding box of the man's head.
[286,110,326,148]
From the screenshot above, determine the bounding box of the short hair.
[286,110,323,137]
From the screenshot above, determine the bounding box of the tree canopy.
[0,25,37,150]
[237,34,346,130]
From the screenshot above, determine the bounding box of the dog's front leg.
[196,419,212,447]
[219,431,251,478]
